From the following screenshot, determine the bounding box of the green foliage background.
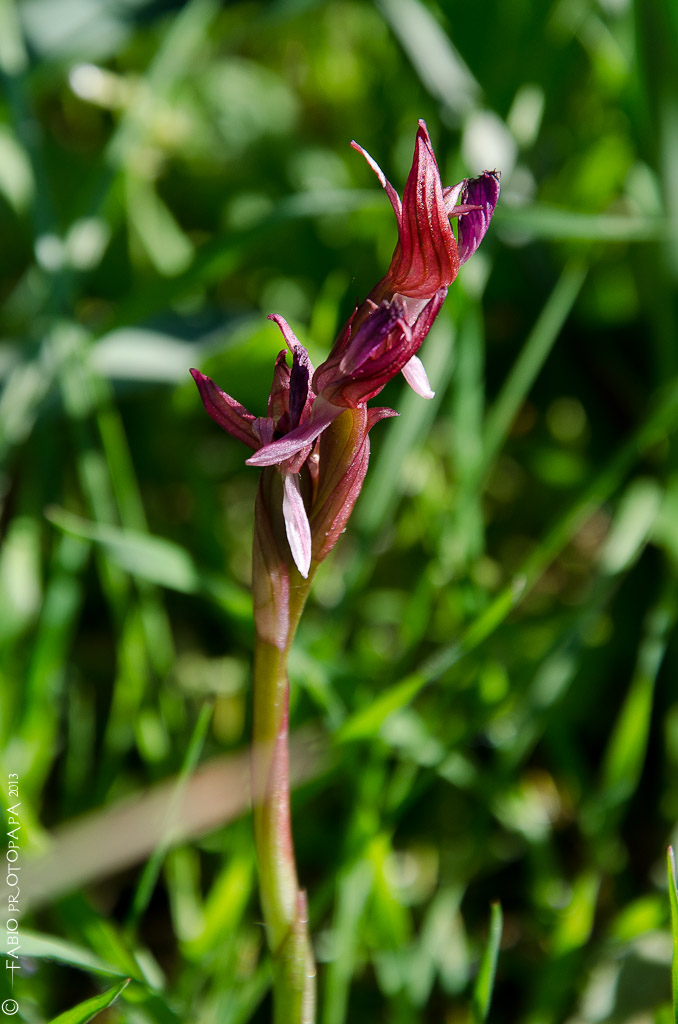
[1,0,678,1021]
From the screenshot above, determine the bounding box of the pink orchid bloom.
[193,122,499,578]
[190,316,316,578]
[334,119,500,403]
[248,121,499,470]
[192,316,396,580]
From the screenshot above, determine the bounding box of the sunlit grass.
[1,0,677,1021]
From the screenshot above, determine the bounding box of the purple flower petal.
[457,171,501,265]
[267,314,316,430]
[266,350,292,423]
[401,354,435,398]
[338,299,407,375]
[267,313,302,353]
[246,397,343,467]
[253,416,275,446]
[190,368,260,450]
[289,345,314,431]
[282,472,312,578]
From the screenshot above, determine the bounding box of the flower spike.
[192,119,499,1024]
[193,123,499,573]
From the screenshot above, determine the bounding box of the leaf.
[20,929,130,978]
[127,701,214,928]
[45,506,251,621]
[482,261,587,475]
[599,587,676,812]
[498,204,669,241]
[471,902,503,1024]
[46,979,129,1024]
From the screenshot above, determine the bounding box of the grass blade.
[46,506,251,621]
[599,584,676,813]
[338,378,678,741]
[126,701,214,929]
[482,260,587,474]
[20,931,130,978]
[45,979,130,1024]
[471,902,503,1024]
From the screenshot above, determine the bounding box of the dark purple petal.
[267,314,316,430]
[313,287,446,408]
[338,299,407,375]
[190,368,260,450]
[289,345,313,430]
[267,350,291,423]
[457,170,501,265]
[246,397,343,467]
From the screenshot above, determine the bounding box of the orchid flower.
[247,120,500,470]
[190,317,316,578]
[193,122,499,576]
[191,317,396,582]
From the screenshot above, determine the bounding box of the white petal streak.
[401,355,435,399]
[282,472,312,578]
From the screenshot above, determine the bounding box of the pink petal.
[267,350,292,422]
[367,406,399,429]
[389,120,459,298]
[401,354,435,398]
[351,140,402,222]
[190,368,259,450]
[267,313,302,353]
[246,397,343,467]
[443,181,466,211]
[282,472,312,578]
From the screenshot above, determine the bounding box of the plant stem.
[251,468,316,1022]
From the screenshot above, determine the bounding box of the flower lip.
[456,170,501,265]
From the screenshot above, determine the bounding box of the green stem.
[251,469,316,1023]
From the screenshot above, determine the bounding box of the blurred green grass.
[1,0,678,1021]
